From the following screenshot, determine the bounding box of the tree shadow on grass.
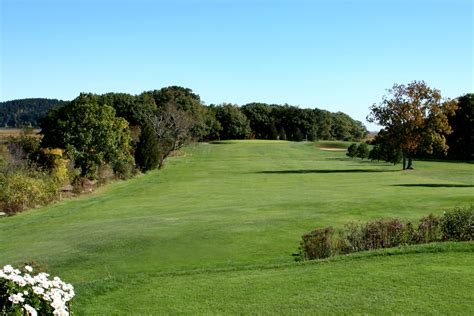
[324,157,352,161]
[256,169,399,174]
[392,184,474,188]
[208,141,234,145]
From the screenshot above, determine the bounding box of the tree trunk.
[402,151,407,170]
[406,152,414,169]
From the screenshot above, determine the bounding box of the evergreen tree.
[346,143,357,158]
[135,124,160,172]
[356,143,370,159]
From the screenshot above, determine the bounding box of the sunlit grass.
[0,140,472,313]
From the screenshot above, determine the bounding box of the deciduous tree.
[214,104,251,140]
[146,104,194,168]
[355,142,369,159]
[346,143,357,158]
[446,93,473,160]
[367,81,457,169]
[40,97,134,178]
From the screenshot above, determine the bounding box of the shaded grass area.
[0,140,473,313]
[315,140,354,149]
[257,168,398,174]
[392,184,474,188]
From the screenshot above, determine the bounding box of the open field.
[0,140,473,313]
[0,128,41,159]
[0,127,41,141]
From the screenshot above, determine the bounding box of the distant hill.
[0,98,68,128]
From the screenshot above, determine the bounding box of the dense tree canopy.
[241,104,367,142]
[446,93,473,160]
[135,123,160,171]
[9,86,372,179]
[0,98,67,127]
[143,86,209,140]
[99,92,155,126]
[241,103,275,139]
[369,130,402,165]
[3,84,469,216]
[40,97,134,178]
[146,103,196,168]
[213,104,252,140]
[367,81,457,169]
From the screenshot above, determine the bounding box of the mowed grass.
[0,140,473,313]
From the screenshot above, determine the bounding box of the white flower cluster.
[0,264,75,316]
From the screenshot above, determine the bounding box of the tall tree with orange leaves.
[367,81,457,169]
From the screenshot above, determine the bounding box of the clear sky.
[1,0,472,130]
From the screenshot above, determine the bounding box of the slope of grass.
[0,140,473,313]
[78,243,474,314]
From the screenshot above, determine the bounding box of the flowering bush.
[0,264,74,315]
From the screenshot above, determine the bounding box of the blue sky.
[1,0,472,130]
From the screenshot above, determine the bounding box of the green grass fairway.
[1,140,473,313]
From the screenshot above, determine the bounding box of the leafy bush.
[0,169,60,215]
[97,164,115,184]
[7,136,40,162]
[296,206,473,261]
[441,206,473,241]
[0,264,74,315]
[368,130,402,165]
[346,143,357,158]
[297,227,335,260]
[336,219,416,254]
[135,124,160,172]
[38,148,71,185]
[417,214,442,243]
[346,143,370,159]
[355,142,370,159]
[360,218,414,250]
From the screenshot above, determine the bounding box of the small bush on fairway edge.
[294,206,473,261]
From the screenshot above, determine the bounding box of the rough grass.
[0,140,473,313]
[0,128,40,139]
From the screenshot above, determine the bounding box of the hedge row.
[294,206,473,261]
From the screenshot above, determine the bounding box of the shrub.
[342,222,364,253]
[112,156,135,180]
[440,206,473,241]
[7,136,40,162]
[296,207,472,262]
[135,124,160,172]
[38,148,72,186]
[334,230,352,255]
[0,264,74,315]
[346,143,357,158]
[299,227,335,260]
[417,214,442,243]
[359,218,414,250]
[98,164,115,184]
[355,142,370,159]
[0,169,60,215]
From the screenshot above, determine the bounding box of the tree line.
[1,83,470,214]
[0,86,367,213]
[5,86,369,175]
[0,98,67,128]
